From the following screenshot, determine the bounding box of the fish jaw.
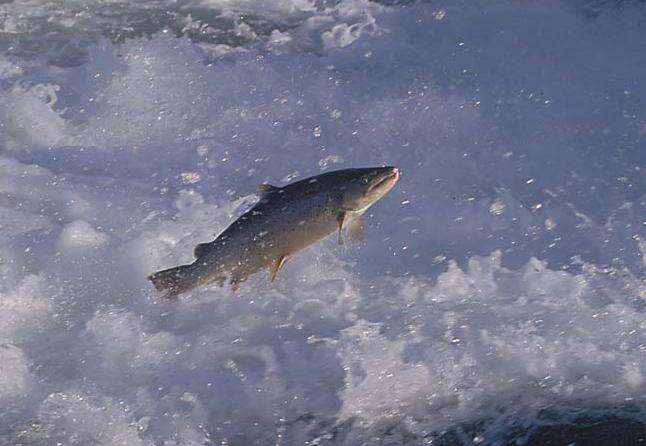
[341,166,400,213]
[365,166,400,199]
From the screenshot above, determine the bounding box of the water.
[0,0,644,444]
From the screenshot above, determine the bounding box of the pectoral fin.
[347,215,365,241]
[269,255,288,282]
[337,212,347,245]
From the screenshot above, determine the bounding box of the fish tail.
[148,264,199,297]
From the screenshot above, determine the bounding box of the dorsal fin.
[194,242,210,258]
[258,183,280,197]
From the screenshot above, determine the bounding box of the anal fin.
[230,274,248,292]
[203,275,226,288]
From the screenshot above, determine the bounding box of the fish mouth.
[368,167,400,193]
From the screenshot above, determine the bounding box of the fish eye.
[361,177,368,184]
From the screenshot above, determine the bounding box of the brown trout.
[148,166,400,296]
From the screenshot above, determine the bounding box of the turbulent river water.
[0,0,645,444]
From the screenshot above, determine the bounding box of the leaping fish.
[148,166,400,296]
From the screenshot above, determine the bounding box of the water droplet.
[489,199,505,215]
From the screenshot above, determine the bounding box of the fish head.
[338,166,400,212]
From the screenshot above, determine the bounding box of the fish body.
[148,166,400,296]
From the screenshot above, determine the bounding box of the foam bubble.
[0,344,31,402]
[0,275,52,343]
[37,391,153,446]
[0,84,67,151]
[59,220,109,250]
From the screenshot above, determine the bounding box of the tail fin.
[148,264,197,297]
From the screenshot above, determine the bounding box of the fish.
[148,166,400,296]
